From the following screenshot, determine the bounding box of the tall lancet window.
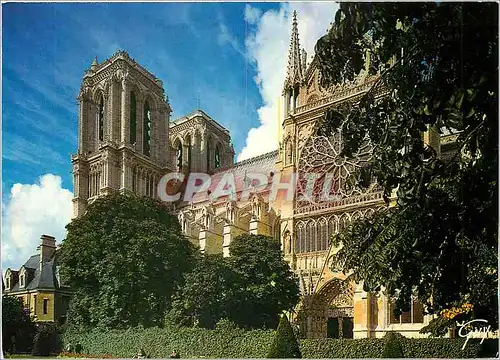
[215,144,221,169]
[130,91,137,144]
[98,95,104,141]
[176,142,183,172]
[143,101,151,156]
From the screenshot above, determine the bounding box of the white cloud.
[218,13,245,57]
[2,174,73,271]
[237,2,339,162]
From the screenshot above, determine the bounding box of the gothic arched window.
[143,101,151,156]
[215,144,221,169]
[130,91,137,144]
[296,221,306,253]
[98,95,104,141]
[176,142,183,172]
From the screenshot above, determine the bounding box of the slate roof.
[190,150,278,204]
[6,253,60,293]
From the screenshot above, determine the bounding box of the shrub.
[300,339,385,358]
[267,315,301,358]
[382,332,404,358]
[32,323,62,356]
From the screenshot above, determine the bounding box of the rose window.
[297,122,374,208]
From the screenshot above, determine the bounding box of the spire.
[283,10,303,90]
[90,56,98,71]
[301,48,307,77]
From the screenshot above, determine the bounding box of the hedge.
[300,339,386,358]
[62,324,274,358]
[301,338,498,358]
[400,338,498,358]
[63,326,498,358]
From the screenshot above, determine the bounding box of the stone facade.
[72,12,458,339]
[72,51,173,218]
[169,109,234,174]
[4,235,72,323]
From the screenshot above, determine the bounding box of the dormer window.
[19,267,27,288]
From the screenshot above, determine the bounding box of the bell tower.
[72,51,173,218]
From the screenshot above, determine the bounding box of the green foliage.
[382,332,404,358]
[169,254,235,329]
[301,337,495,358]
[2,295,36,354]
[300,339,385,358]
[62,324,274,358]
[227,234,300,329]
[419,315,456,337]
[170,235,300,330]
[399,338,496,358]
[32,323,62,356]
[267,314,301,358]
[60,194,197,329]
[63,326,495,359]
[317,3,498,325]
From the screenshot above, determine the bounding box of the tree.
[168,254,236,329]
[60,194,197,329]
[267,314,301,358]
[32,323,62,356]
[227,234,300,329]
[315,3,498,327]
[2,295,36,354]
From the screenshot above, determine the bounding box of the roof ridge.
[216,149,278,172]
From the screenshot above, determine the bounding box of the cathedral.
[71,12,457,339]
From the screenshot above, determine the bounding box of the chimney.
[38,235,56,270]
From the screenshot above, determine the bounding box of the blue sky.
[2,2,338,270]
[3,2,280,194]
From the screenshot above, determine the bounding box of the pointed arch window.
[130,91,137,144]
[98,95,104,141]
[177,142,183,172]
[215,144,221,169]
[143,101,151,156]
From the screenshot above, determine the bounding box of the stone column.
[108,80,117,143]
[77,93,89,152]
[120,153,132,193]
[137,99,144,154]
[162,108,170,167]
[200,134,206,172]
[183,142,190,172]
[120,78,130,145]
[283,92,289,117]
[222,223,246,257]
[353,282,373,338]
[192,134,199,172]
